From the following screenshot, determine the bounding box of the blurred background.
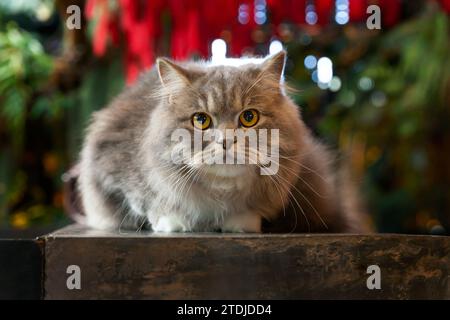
[0,0,449,236]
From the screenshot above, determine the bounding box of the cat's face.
[151,51,303,181]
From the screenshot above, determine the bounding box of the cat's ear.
[156,58,200,88]
[261,50,286,82]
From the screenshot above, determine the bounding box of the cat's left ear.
[156,58,201,88]
[261,50,286,82]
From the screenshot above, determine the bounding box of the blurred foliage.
[0,16,62,228]
[0,23,53,147]
[341,9,450,234]
[286,4,450,234]
[0,0,448,234]
[0,0,124,229]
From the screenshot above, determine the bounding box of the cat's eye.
[239,109,259,128]
[192,112,211,130]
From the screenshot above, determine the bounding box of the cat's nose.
[217,136,237,150]
[222,138,236,150]
[215,126,237,150]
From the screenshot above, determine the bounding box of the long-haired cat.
[78,51,372,233]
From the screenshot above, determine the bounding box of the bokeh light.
[317,57,333,84]
[269,40,283,54]
[304,55,317,69]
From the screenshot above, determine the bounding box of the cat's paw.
[152,216,188,233]
[222,213,261,233]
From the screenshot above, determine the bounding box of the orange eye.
[239,109,259,127]
[192,112,211,130]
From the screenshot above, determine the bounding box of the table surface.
[42,224,450,299]
[46,223,449,239]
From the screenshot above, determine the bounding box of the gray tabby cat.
[78,51,372,233]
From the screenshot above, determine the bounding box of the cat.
[78,50,372,233]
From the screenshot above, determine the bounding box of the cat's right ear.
[156,58,202,91]
[156,58,200,88]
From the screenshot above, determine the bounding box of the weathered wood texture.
[44,224,450,299]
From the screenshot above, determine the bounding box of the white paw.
[86,214,117,231]
[222,213,261,233]
[152,216,187,233]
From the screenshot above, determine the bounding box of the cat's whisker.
[245,148,319,231]
[278,155,329,183]
[257,155,327,199]
[272,173,308,231]
[272,171,328,230]
[136,217,147,233]
[118,210,133,235]
[264,171,287,218]
[178,166,200,204]
[242,71,265,99]
[159,164,196,215]
[243,148,303,231]
[258,163,305,232]
[173,166,197,202]
[154,166,188,202]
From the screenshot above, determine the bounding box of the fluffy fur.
[78,51,372,233]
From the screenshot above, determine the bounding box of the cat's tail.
[62,164,87,225]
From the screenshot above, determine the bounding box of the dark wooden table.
[41,224,450,299]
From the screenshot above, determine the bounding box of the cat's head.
[149,51,304,180]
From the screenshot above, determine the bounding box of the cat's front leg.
[222,212,261,233]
